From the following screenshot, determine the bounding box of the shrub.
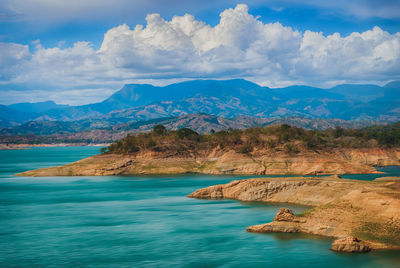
[153,125,167,135]
[284,144,300,154]
[177,128,200,141]
[266,139,276,148]
[334,127,344,138]
[147,140,157,147]
[237,142,253,154]
[103,122,400,155]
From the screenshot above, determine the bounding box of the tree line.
[102,122,400,155]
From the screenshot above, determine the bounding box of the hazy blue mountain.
[100,80,262,109]
[328,84,384,102]
[3,79,400,124]
[381,81,400,105]
[0,105,39,127]
[103,80,396,121]
[339,81,400,121]
[273,85,344,100]
[0,121,81,136]
[39,79,271,121]
[8,101,69,114]
[91,79,400,122]
[38,105,105,122]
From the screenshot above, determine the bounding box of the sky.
[1,0,400,105]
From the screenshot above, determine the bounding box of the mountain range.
[2,79,400,125]
[0,79,399,141]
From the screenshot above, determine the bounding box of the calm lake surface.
[0,146,399,267]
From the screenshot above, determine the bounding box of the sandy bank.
[16,148,400,176]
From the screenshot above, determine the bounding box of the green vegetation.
[353,221,400,246]
[296,202,335,217]
[296,207,316,217]
[153,125,167,135]
[103,122,400,155]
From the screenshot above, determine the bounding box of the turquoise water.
[341,165,400,181]
[0,147,399,267]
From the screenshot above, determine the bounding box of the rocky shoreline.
[16,148,400,176]
[188,176,400,252]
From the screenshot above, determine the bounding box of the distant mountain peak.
[7,100,69,114]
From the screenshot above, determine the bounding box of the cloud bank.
[1,4,400,104]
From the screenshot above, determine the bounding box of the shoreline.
[0,143,109,150]
[188,176,400,252]
[16,147,400,177]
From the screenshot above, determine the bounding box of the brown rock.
[274,208,295,222]
[188,176,358,206]
[374,176,400,182]
[187,185,223,199]
[247,223,301,233]
[17,147,400,177]
[331,237,371,253]
[189,176,400,251]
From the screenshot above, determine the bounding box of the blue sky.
[2,0,400,49]
[1,0,400,105]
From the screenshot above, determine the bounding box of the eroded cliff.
[188,176,400,252]
[17,148,400,176]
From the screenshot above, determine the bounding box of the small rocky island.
[17,124,400,176]
[188,175,400,252]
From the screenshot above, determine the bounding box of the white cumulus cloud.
[1,4,400,104]
[0,42,31,80]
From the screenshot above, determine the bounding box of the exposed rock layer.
[331,237,371,253]
[374,176,400,182]
[188,176,400,252]
[274,208,295,222]
[17,148,400,176]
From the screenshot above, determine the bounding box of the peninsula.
[188,175,400,252]
[18,123,400,176]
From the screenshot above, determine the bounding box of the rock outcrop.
[331,237,371,253]
[188,176,400,252]
[16,148,400,176]
[274,208,295,222]
[188,176,362,206]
